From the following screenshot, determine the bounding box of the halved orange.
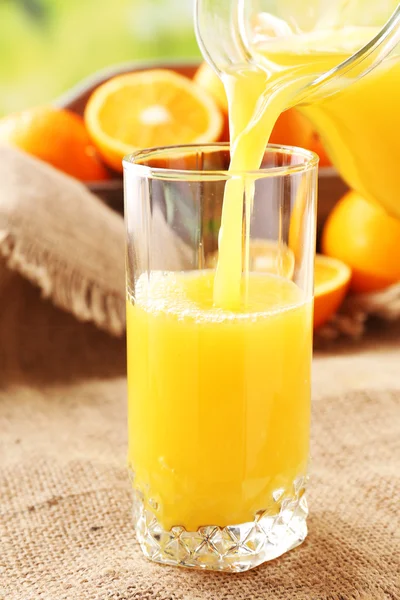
[314,254,352,329]
[246,239,295,279]
[84,69,224,172]
[193,62,228,113]
[206,239,295,279]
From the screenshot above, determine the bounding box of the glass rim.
[123,142,319,181]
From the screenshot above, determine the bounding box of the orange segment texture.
[84,69,223,171]
[269,108,331,167]
[0,106,108,182]
[193,62,229,113]
[313,254,351,329]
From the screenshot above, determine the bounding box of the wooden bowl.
[56,60,348,236]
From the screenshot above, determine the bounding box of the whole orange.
[269,109,331,167]
[322,191,400,293]
[0,106,109,182]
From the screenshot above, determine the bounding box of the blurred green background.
[0,0,200,116]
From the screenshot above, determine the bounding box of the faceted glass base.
[133,480,308,572]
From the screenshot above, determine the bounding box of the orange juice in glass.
[124,144,317,572]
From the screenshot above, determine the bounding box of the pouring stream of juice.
[210,21,396,308]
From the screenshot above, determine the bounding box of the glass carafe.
[195,1,400,218]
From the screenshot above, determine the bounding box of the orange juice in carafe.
[301,55,400,218]
[251,19,400,218]
[195,9,400,307]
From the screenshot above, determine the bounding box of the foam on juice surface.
[134,270,306,322]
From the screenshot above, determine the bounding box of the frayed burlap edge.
[315,283,400,344]
[0,229,125,337]
[1,202,398,344]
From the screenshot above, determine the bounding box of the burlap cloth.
[0,259,399,600]
[0,147,399,599]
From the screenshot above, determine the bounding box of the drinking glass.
[124,143,318,572]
